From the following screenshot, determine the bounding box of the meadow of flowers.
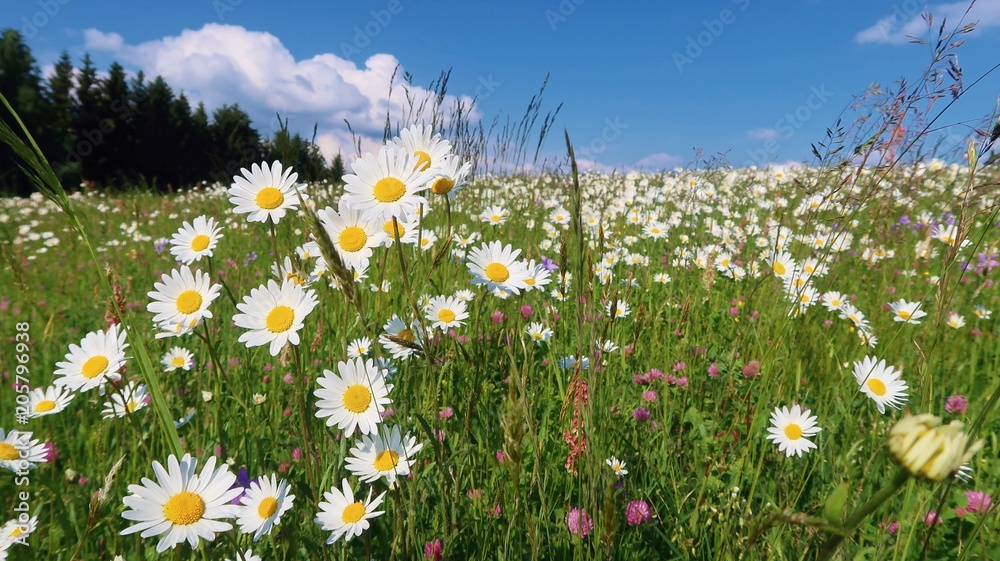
[1,124,999,560]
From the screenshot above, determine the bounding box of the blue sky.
[8,0,1000,170]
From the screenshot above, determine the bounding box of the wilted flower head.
[887,413,983,482]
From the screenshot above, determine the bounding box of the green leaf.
[823,483,850,526]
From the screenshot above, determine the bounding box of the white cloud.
[575,158,619,174]
[634,152,684,170]
[746,128,780,141]
[83,29,124,51]
[855,1,1000,45]
[81,24,477,160]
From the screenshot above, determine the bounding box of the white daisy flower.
[225,549,262,561]
[821,291,845,312]
[341,146,435,223]
[25,385,74,418]
[525,322,553,345]
[347,337,373,358]
[480,205,509,226]
[379,315,424,361]
[233,280,319,356]
[162,347,195,372]
[605,299,631,319]
[605,456,628,476]
[889,299,927,324]
[344,425,424,484]
[121,454,241,553]
[0,429,48,472]
[466,241,530,294]
[314,358,393,438]
[228,160,305,224]
[378,215,420,247]
[317,201,386,271]
[53,324,128,393]
[558,355,590,370]
[271,256,312,288]
[236,474,295,541]
[765,404,821,457]
[388,123,453,172]
[852,356,908,414]
[169,215,223,264]
[0,515,37,546]
[146,266,221,334]
[454,289,476,302]
[946,312,965,329]
[424,295,468,332]
[101,382,150,419]
[523,260,553,292]
[315,478,386,544]
[766,250,796,278]
[427,154,471,197]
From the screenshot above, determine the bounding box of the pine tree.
[209,103,263,184]
[0,29,45,194]
[44,51,74,167]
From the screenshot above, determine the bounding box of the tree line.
[0,29,345,196]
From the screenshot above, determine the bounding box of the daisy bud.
[887,413,983,482]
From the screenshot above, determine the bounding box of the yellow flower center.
[190,234,211,252]
[373,177,406,203]
[867,378,887,396]
[485,263,510,283]
[255,187,284,210]
[773,262,786,276]
[413,150,431,171]
[898,309,912,320]
[343,385,372,413]
[431,177,454,195]
[285,272,306,286]
[9,527,23,537]
[81,356,110,379]
[162,491,205,525]
[338,226,368,253]
[531,332,543,340]
[341,501,366,524]
[126,401,139,413]
[525,277,536,286]
[437,309,456,323]
[257,497,279,519]
[383,220,404,237]
[35,400,56,413]
[176,290,203,315]
[397,329,415,343]
[784,423,803,440]
[266,306,295,333]
[171,356,186,368]
[373,450,400,471]
[0,443,20,461]
[491,214,501,222]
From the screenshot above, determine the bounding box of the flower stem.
[817,468,911,560]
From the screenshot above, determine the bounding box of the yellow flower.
[887,414,983,482]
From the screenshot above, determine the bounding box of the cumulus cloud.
[81,24,476,160]
[634,152,684,170]
[855,1,1000,45]
[746,128,780,141]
